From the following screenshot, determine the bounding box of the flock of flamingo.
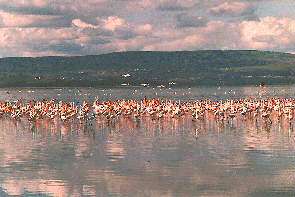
[0,98,294,127]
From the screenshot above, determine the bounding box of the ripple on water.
[0,86,295,196]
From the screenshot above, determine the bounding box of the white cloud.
[101,16,128,31]
[135,24,153,35]
[240,17,295,49]
[0,0,48,8]
[210,1,253,16]
[72,19,97,29]
[0,0,294,56]
[0,27,78,56]
[0,11,65,27]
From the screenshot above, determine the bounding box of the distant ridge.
[0,50,295,87]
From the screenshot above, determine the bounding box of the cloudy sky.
[0,0,295,57]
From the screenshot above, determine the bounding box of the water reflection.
[0,114,294,196]
[1,86,295,196]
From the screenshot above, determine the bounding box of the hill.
[0,50,295,87]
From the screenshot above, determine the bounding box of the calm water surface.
[0,86,295,196]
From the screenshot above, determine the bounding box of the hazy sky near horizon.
[0,0,295,57]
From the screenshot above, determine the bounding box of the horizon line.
[1,49,294,59]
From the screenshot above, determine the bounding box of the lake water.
[1,86,295,196]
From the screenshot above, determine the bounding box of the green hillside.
[0,50,295,87]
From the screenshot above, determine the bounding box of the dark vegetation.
[0,50,295,87]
